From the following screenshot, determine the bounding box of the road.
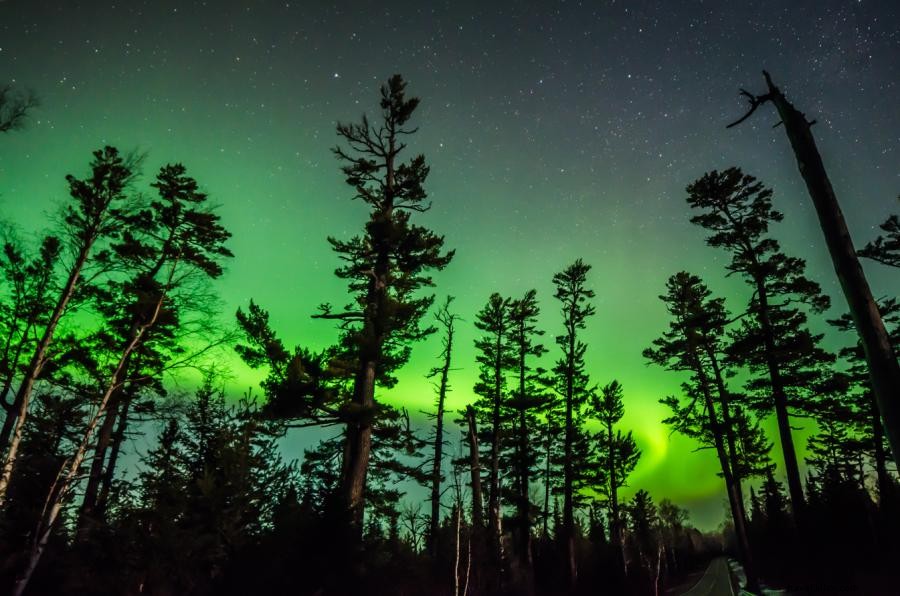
[680,557,736,596]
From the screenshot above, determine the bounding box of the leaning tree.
[727,71,900,464]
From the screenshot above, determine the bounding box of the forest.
[1,60,899,596]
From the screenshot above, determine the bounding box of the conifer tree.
[470,292,513,560]
[318,74,454,530]
[551,259,595,589]
[728,74,900,466]
[12,161,232,596]
[686,168,831,517]
[0,147,138,503]
[828,300,899,500]
[644,271,759,592]
[590,380,641,570]
[859,199,900,269]
[506,289,547,572]
[0,235,61,447]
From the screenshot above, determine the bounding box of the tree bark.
[487,326,503,559]
[96,395,132,511]
[0,245,92,503]
[754,277,806,518]
[562,320,577,590]
[12,284,163,596]
[708,350,751,527]
[429,318,453,557]
[746,71,900,466]
[515,351,533,571]
[77,368,129,537]
[694,361,760,594]
[607,419,625,576]
[466,405,484,530]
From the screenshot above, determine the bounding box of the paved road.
[680,557,735,596]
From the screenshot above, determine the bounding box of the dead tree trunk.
[429,299,455,557]
[728,70,900,464]
[466,405,484,530]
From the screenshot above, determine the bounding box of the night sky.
[1,0,898,529]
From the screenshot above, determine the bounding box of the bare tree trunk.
[708,351,751,526]
[608,419,625,577]
[0,247,91,503]
[754,278,806,518]
[13,313,154,596]
[429,310,454,557]
[731,70,900,465]
[515,349,533,576]
[11,263,173,596]
[77,382,126,537]
[872,396,892,505]
[453,505,462,596]
[487,327,503,559]
[466,405,484,530]
[339,359,375,529]
[96,396,132,513]
[694,364,760,594]
[542,418,552,538]
[563,332,577,590]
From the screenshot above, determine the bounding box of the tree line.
[0,75,897,595]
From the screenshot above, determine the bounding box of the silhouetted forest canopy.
[1,2,899,595]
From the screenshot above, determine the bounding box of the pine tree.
[470,292,513,561]
[728,74,900,466]
[551,259,595,589]
[644,271,759,592]
[859,199,900,268]
[686,168,832,518]
[589,380,641,571]
[0,235,61,446]
[12,161,232,596]
[828,301,899,501]
[505,289,547,573]
[0,147,139,504]
[317,74,454,531]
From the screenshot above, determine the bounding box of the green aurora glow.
[1,0,898,530]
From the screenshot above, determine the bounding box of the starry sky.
[1,0,898,530]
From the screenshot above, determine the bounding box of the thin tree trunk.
[872,396,892,504]
[608,419,625,576]
[754,278,806,518]
[453,505,462,596]
[96,395,132,512]
[708,350,751,526]
[563,326,577,589]
[516,351,533,573]
[694,364,760,594]
[0,327,33,449]
[488,326,503,558]
[429,321,453,557]
[0,246,92,503]
[77,377,128,536]
[542,418,552,539]
[12,295,161,596]
[754,71,900,466]
[466,405,484,530]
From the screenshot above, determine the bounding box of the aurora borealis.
[1,0,898,530]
